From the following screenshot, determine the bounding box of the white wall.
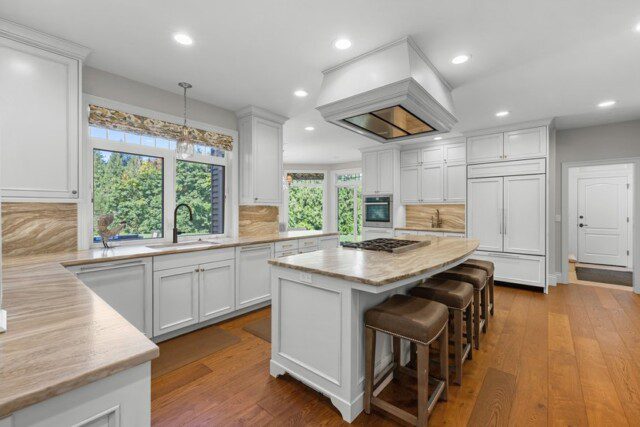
[555,119,640,270]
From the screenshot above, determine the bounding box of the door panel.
[421,145,444,165]
[420,164,443,202]
[236,244,273,308]
[577,176,628,266]
[200,259,235,322]
[503,174,545,255]
[503,127,546,160]
[443,142,466,163]
[467,177,503,251]
[400,166,420,203]
[153,266,199,336]
[377,150,394,194]
[444,163,465,202]
[362,152,378,194]
[253,118,281,203]
[466,133,503,163]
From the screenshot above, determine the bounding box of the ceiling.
[2,0,639,163]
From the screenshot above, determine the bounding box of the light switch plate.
[299,272,312,284]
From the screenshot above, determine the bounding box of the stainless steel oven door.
[363,195,392,228]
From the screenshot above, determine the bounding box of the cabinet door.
[236,244,273,309]
[443,142,466,163]
[377,150,394,194]
[421,145,444,165]
[503,127,547,160]
[503,174,545,255]
[199,259,235,322]
[362,227,394,240]
[252,118,281,204]
[153,265,199,336]
[467,177,504,251]
[72,258,152,337]
[0,39,79,198]
[420,164,443,202]
[443,163,466,202]
[362,152,379,194]
[400,149,421,167]
[466,133,504,163]
[319,236,339,249]
[400,166,421,204]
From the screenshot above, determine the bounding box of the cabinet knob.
[71,190,78,195]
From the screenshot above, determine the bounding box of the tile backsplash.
[405,204,465,230]
[238,205,279,237]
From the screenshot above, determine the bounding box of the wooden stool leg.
[466,303,473,360]
[393,336,401,377]
[473,290,480,350]
[481,284,489,333]
[410,342,417,368]
[439,324,449,402]
[364,327,376,414]
[453,310,463,385]
[416,342,430,427]
[489,275,495,316]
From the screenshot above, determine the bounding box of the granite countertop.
[395,226,466,233]
[0,230,338,418]
[269,235,479,286]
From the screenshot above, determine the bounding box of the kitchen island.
[268,235,479,422]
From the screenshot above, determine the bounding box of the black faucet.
[173,203,193,243]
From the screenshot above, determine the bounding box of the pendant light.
[176,82,194,159]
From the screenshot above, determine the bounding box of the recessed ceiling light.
[434,136,443,140]
[294,89,308,97]
[495,110,510,117]
[304,126,315,131]
[173,33,193,46]
[333,38,352,50]
[598,100,616,108]
[635,22,640,32]
[451,54,471,65]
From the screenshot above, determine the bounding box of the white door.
[362,152,378,194]
[443,163,466,202]
[503,127,547,161]
[199,259,235,322]
[236,243,273,309]
[467,177,504,251]
[421,164,443,202]
[377,150,394,194]
[503,175,545,255]
[153,265,199,336]
[400,166,421,203]
[466,133,503,163]
[577,176,629,266]
[253,118,281,204]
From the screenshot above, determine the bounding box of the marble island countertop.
[395,226,466,233]
[0,230,338,418]
[269,235,479,286]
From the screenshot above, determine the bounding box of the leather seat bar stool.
[435,265,488,350]
[462,259,495,316]
[409,278,474,385]
[364,294,449,427]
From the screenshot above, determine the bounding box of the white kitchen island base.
[269,254,470,422]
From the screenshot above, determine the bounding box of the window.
[285,172,325,231]
[176,160,225,235]
[92,149,164,242]
[336,172,362,242]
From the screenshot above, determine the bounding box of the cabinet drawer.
[275,239,299,252]
[275,249,299,257]
[298,237,319,249]
[154,247,235,271]
[299,246,318,254]
[472,251,545,288]
[467,158,546,178]
[443,232,465,238]
[319,236,339,249]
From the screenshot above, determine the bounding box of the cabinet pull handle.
[241,244,272,252]
[504,209,507,235]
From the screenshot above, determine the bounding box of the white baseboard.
[0,309,7,333]
[547,273,562,286]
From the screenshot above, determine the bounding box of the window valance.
[288,172,325,181]
[88,104,233,151]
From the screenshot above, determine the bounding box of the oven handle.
[365,202,390,206]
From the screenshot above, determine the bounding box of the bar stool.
[364,295,449,427]
[409,278,474,385]
[462,259,495,316]
[435,266,488,350]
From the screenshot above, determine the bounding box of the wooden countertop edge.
[395,227,465,233]
[0,346,159,419]
[268,243,478,286]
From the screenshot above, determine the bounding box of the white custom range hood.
[317,37,457,143]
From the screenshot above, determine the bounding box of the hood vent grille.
[343,105,435,140]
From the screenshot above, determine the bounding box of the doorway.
[335,171,362,242]
[566,163,634,288]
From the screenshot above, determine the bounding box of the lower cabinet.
[362,227,394,240]
[199,259,236,322]
[153,265,200,336]
[472,251,545,288]
[319,235,340,249]
[236,243,274,309]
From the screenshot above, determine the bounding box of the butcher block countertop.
[395,226,465,233]
[269,236,479,286]
[0,230,338,418]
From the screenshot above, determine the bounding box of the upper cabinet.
[466,126,547,164]
[362,149,396,195]
[237,106,288,205]
[0,20,90,199]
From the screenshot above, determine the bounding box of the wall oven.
[363,195,393,228]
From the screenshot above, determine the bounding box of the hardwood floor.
[151,284,640,426]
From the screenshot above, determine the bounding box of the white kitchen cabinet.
[443,163,466,202]
[421,145,443,165]
[443,142,466,163]
[236,243,274,309]
[275,239,299,253]
[400,149,421,167]
[68,258,152,338]
[400,166,421,203]
[473,251,545,288]
[503,127,547,160]
[503,175,545,255]
[467,133,504,164]
[362,227,394,240]
[0,32,88,199]
[443,232,465,238]
[467,177,504,252]
[276,249,299,257]
[153,265,199,336]
[237,106,287,205]
[422,231,444,237]
[298,237,319,250]
[199,259,235,322]
[362,149,396,195]
[319,235,340,249]
[420,164,443,202]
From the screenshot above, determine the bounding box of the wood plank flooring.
[151,284,640,426]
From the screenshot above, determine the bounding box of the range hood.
[316,37,457,143]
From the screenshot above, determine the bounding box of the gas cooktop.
[341,238,431,253]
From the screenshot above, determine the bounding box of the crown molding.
[0,18,91,61]
[235,105,289,124]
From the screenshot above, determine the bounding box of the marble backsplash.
[238,205,279,237]
[405,204,465,230]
